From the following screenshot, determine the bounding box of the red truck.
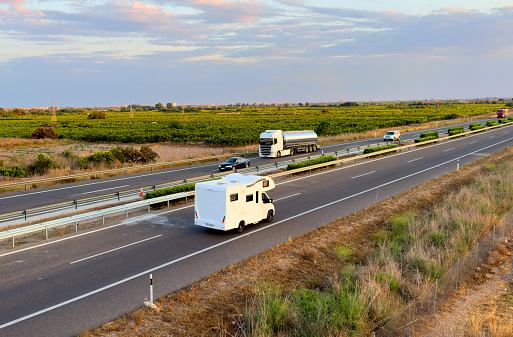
[497,109,509,118]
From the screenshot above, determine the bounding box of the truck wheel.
[237,221,245,233]
[266,210,274,222]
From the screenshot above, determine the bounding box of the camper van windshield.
[262,192,271,204]
[260,138,273,145]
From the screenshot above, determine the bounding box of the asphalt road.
[0,121,511,336]
[0,117,495,218]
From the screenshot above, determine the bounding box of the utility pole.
[130,101,133,118]
[51,100,58,127]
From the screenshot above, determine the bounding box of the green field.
[0,103,501,145]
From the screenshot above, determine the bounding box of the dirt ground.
[421,243,513,337]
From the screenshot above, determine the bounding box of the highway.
[0,120,511,336]
[0,118,495,218]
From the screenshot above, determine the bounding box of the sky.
[1,0,513,108]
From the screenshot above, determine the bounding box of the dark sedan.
[218,157,250,171]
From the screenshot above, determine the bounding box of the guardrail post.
[256,166,259,172]
[211,174,214,178]
[117,192,120,201]
[126,210,129,219]
[102,216,105,226]
[275,162,278,168]
[433,279,438,314]
[148,205,151,214]
[126,170,128,175]
[335,151,337,157]
[455,258,459,289]
[45,228,48,240]
[75,221,78,232]
[153,185,156,191]
[184,179,187,184]
[185,196,188,204]
[167,200,170,208]
[12,237,15,247]
[475,242,479,268]
[74,200,78,209]
[24,210,27,220]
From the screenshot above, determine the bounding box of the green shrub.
[29,154,55,174]
[448,126,464,133]
[498,119,508,124]
[470,125,485,131]
[419,131,438,138]
[286,156,336,171]
[448,130,464,136]
[334,245,353,261]
[486,121,499,127]
[363,144,397,154]
[0,165,26,179]
[144,183,196,199]
[414,136,437,143]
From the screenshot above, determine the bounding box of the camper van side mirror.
[270,198,274,203]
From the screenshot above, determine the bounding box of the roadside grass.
[80,144,513,336]
[245,153,513,335]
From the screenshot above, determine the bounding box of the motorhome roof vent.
[217,182,228,186]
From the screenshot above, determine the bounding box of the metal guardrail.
[0,151,258,191]
[0,141,395,223]
[0,191,195,247]
[0,121,502,223]
[1,121,507,247]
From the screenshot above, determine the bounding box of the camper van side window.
[263,180,269,188]
[230,193,238,202]
[246,194,253,202]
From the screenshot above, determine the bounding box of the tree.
[305,102,310,107]
[166,103,174,109]
[155,102,164,110]
[31,126,59,139]
[139,146,159,163]
[87,111,107,119]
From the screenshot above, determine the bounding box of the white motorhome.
[259,130,318,158]
[194,173,275,233]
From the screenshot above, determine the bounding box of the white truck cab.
[194,173,275,233]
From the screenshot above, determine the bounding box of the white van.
[384,131,401,141]
[194,173,275,233]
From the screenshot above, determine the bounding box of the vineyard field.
[0,104,500,145]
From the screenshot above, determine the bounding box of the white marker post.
[457,158,460,170]
[150,273,153,306]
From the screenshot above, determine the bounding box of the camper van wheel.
[277,151,281,158]
[246,162,249,168]
[237,221,245,233]
[266,210,274,222]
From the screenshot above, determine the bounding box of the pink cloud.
[0,0,25,5]
[16,5,45,16]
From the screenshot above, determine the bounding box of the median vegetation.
[286,156,337,171]
[448,126,465,136]
[469,123,485,131]
[363,144,397,154]
[414,131,438,143]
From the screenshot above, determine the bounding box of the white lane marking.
[71,185,129,196]
[351,171,375,179]
[489,136,495,138]
[470,141,478,144]
[70,235,162,264]
[443,148,455,152]
[407,157,423,163]
[275,193,301,201]
[1,137,512,330]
